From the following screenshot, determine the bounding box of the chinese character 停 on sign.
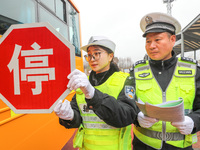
[8,42,55,95]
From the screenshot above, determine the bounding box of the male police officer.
[132,12,200,150]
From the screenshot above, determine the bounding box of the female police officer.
[54,36,138,150]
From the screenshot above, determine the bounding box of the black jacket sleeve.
[188,65,200,133]
[59,94,82,129]
[85,76,140,128]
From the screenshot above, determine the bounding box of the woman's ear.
[109,53,114,62]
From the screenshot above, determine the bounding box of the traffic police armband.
[125,68,136,100]
[125,85,135,99]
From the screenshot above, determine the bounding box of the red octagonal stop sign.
[0,22,75,113]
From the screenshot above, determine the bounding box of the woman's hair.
[87,45,114,62]
[98,45,113,54]
[98,45,114,62]
[110,61,120,71]
[87,45,113,54]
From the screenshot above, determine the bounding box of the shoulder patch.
[181,57,197,64]
[135,60,146,66]
[125,86,135,99]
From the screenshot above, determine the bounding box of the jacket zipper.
[150,61,177,149]
[162,92,166,141]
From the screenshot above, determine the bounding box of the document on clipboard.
[136,98,184,122]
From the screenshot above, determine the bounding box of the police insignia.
[145,16,153,25]
[125,86,135,99]
[139,73,150,77]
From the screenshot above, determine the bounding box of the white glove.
[171,116,194,135]
[67,69,95,99]
[138,111,159,128]
[54,100,74,120]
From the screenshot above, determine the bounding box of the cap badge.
[145,16,153,25]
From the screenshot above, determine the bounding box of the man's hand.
[171,116,194,135]
[67,69,95,99]
[138,111,159,128]
[54,100,74,120]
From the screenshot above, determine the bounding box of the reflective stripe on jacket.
[74,72,132,150]
[133,58,197,149]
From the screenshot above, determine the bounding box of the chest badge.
[139,73,150,77]
[178,70,192,74]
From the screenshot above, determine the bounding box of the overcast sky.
[73,0,200,62]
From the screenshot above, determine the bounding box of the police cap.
[140,12,181,37]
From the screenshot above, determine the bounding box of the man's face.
[145,32,176,61]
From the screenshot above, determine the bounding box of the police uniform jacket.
[144,51,200,133]
[59,62,139,128]
[133,51,200,150]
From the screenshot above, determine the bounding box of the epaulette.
[181,57,197,64]
[134,60,146,66]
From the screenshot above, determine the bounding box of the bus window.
[67,1,81,57]
[0,0,36,24]
[0,15,22,35]
[38,4,69,40]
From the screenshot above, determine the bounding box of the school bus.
[0,0,82,149]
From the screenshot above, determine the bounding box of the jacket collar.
[149,51,177,70]
[89,62,119,86]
